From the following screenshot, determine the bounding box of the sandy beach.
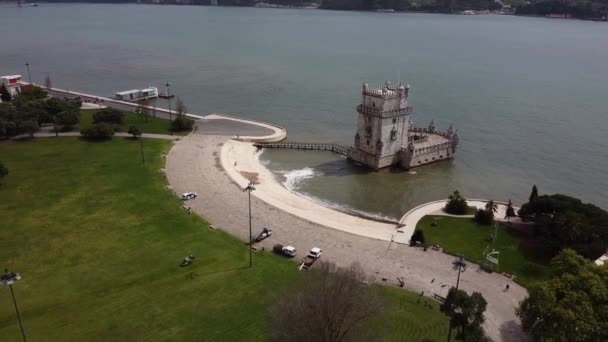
[165,115,529,342]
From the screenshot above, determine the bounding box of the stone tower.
[348,81,412,170]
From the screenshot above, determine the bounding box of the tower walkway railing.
[253,142,351,156]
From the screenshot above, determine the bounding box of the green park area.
[0,137,448,341]
[417,216,550,287]
[77,109,185,135]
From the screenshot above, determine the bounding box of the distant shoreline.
[5,2,605,23]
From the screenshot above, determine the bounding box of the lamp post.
[24,62,31,84]
[447,254,467,342]
[139,130,145,164]
[243,181,255,268]
[165,82,172,122]
[1,269,27,342]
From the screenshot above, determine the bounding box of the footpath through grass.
[417,216,550,287]
[78,109,186,135]
[0,137,448,341]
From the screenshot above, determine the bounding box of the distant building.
[115,87,159,102]
[347,81,458,170]
[0,75,24,98]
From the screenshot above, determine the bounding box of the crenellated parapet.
[362,80,409,99]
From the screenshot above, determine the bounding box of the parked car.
[182,192,197,200]
[273,244,297,257]
[300,247,323,270]
[252,227,272,243]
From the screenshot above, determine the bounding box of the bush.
[445,190,468,215]
[56,109,80,130]
[410,229,426,245]
[81,123,114,140]
[170,115,194,132]
[93,108,125,125]
[474,209,494,225]
[128,125,142,138]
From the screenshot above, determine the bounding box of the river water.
[1,4,607,218]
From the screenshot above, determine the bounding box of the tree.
[518,194,608,260]
[445,190,468,215]
[175,97,187,116]
[0,161,8,180]
[410,229,426,245]
[529,185,539,202]
[44,74,52,91]
[474,208,494,225]
[93,108,124,125]
[505,199,516,222]
[56,109,80,131]
[0,84,11,102]
[517,249,608,342]
[0,103,17,137]
[81,123,114,140]
[18,120,39,137]
[128,125,142,138]
[484,200,497,215]
[440,287,487,342]
[170,115,194,132]
[17,85,47,101]
[270,262,386,342]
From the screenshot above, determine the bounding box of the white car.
[181,192,197,200]
[283,246,297,257]
[308,247,322,259]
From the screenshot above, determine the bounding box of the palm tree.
[485,200,498,214]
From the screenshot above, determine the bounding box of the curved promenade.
[398,200,514,237]
[164,117,529,342]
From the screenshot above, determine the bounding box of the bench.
[433,294,446,303]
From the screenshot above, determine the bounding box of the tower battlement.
[362,80,410,98]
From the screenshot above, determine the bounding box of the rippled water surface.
[1,4,607,217]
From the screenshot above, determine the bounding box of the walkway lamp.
[165,82,172,122]
[139,129,145,164]
[1,269,27,342]
[447,254,467,342]
[24,62,32,84]
[243,181,255,268]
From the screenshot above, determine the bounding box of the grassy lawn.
[0,137,448,341]
[77,109,187,135]
[417,216,550,287]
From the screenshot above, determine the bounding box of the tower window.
[392,118,397,123]
[366,140,370,146]
[390,129,397,141]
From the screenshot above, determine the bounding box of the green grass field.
[0,138,448,341]
[78,109,186,135]
[417,216,550,287]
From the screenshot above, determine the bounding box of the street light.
[1,269,27,342]
[243,181,255,268]
[447,254,467,342]
[165,82,172,122]
[24,62,31,84]
[139,129,145,164]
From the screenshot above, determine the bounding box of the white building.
[115,87,158,102]
[1,75,24,98]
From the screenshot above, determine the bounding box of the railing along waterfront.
[254,142,351,156]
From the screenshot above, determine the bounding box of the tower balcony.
[356,104,412,117]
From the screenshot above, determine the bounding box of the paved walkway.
[398,200,516,238]
[164,120,529,342]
